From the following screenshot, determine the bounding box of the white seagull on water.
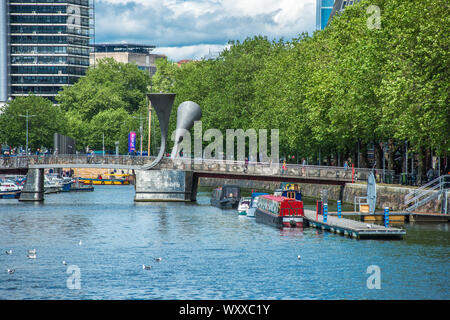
[5,250,13,255]
[154,258,162,262]
[27,254,37,259]
[62,261,67,266]
[297,255,301,260]
[142,264,152,270]
[7,269,15,274]
[27,249,36,254]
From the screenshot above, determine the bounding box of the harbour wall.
[198,178,442,213]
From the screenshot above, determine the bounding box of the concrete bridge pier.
[134,170,198,202]
[19,168,44,202]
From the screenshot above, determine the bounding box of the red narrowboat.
[255,195,304,228]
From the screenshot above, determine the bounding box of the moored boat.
[69,178,94,192]
[255,195,304,228]
[78,174,130,185]
[247,192,269,217]
[237,197,251,215]
[0,190,21,199]
[210,185,240,209]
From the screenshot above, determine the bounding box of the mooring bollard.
[323,203,328,223]
[337,200,342,219]
[384,207,390,228]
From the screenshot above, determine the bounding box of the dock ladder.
[404,175,450,212]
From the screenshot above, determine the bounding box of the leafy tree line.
[151,0,449,180]
[0,0,448,182]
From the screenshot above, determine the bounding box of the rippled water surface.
[0,186,449,300]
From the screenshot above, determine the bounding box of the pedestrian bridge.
[0,155,389,202]
[0,154,378,183]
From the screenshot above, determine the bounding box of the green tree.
[0,96,66,150]
[57,58,151,121]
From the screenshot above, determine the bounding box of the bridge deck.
[303,209,406,239]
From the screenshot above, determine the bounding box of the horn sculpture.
[142,93,176,170]
[171,101,202,159]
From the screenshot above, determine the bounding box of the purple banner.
[128,131,136,153]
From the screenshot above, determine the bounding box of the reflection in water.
[0,185,448,300]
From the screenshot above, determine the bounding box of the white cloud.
[152,43,230,61]
[95,0,317,60]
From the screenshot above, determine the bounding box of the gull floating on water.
[7,269,15,274]
[62,261,67,266]
[297,255,301,260]
[154,258,162,262]
[79,240,82,246]
[142,264,152,270]
[5,250,13,255]
[27,254,37,259]
[27,249,36,254]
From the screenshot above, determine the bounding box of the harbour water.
[0,186,448,300]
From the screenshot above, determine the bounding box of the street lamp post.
[18,110,36,155]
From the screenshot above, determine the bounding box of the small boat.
[69,178,94,192]
[0,180,21,192]
[44,176,61,194]
[0,190,21,199]
[78,174,130,185]
[255,195,304,228]
[247,192,269,217]
[237,197,251,215]
[210,185,240,209]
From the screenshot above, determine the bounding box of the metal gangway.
[404,175,450,213]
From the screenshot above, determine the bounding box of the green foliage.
[0,96,66,150]
[57,58,151,121]
[54,58,151,153]
[149,0,448,165]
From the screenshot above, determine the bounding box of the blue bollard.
[384,207,390,228]
[337,200,342,219]
[323,203,328,223]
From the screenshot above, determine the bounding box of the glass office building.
[1,0,94,104]
[327,0,361,26]
[316,0,335,30]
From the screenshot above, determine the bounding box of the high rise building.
[0,0,94,105]
[316,0,335,30]
[327,0,361,25]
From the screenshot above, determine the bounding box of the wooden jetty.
[303,209,406,240]
[327,211,449,224]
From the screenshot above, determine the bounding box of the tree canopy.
[0,95,66,151]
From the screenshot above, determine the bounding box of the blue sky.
[95,0,317,61]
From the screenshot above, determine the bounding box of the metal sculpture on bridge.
[142,93,176,170]
[142,94,202,170]
[171,101,202,159]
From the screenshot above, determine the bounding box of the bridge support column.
[134,170,197,202]
[19,168,44,202]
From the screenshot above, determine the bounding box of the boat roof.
[260,194,300,203]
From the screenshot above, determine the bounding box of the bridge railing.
[1,154,395,183]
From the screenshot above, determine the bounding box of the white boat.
[0,180,21,192]
[237,197,251,215]
[247,192,269,217]
[44,175,62,194]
